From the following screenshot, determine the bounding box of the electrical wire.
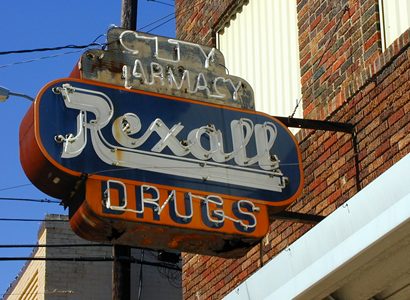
[0,49,85,69]
[3,293,72,297]
[0,197,60,204]
[146,15,176,33]
[0,256,112,262]
[0,1,208,68]
[0,33,105,69]
[138,12,175,31]
[137,250,145,300]
[147,0,206,33]
[0,184,32,192]
[290,98,302,118]
[3,291,74,297]
[147,0,174,7]
[0,0,204,56]
[0,256,181,270]
[0,244,178,265]
[0,244,179,265]
[1,247,174,275]
[0,245,158,257]
[142,0,208,33]
[0,243,111,248]
[0,218,68,222]
[315,5,350,68]
[158,265,182,288]
[0,42,102,56]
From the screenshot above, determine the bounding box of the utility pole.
[113,244,131,300]
[121,0,138,30]
[113,2,137,298]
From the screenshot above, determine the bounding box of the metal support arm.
[271,116,358,224]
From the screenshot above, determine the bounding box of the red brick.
[324,134,338,149]
[388,109,405,127]
[323,19,336,34]
[332,57,346,72]
[301,69,314,85]
[375,140,391,157]
[364,32,381,51]
[310,15,322,31]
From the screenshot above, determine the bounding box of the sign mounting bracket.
[271,116,358,225]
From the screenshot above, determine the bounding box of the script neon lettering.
[55,85,288,193]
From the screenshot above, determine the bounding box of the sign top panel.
[80,28,255,109]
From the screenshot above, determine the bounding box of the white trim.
[378,0,410,51]
[378,0,387,51]
[224,153,410,300]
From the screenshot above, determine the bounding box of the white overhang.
[225,153,410,300]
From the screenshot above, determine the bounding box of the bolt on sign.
[20,29,303,258]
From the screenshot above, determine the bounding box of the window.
[217,0,302,120]
[379,0,410,50]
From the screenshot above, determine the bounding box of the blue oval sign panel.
[31,78,303,208]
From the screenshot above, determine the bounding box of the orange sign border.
[28,77,304,209]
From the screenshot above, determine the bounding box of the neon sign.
[19,78,302,256]
[78,28,255,109]
[20,29,303,257]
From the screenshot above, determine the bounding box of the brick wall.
[299,0,383,120]
[41,215,112,299]
[176,0,410,299]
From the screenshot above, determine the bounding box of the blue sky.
[0,0,175,295]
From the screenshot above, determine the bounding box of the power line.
[0,218,68,222]
[3,291,74,297]
[147,0,174,7]
[0,256,110,262]
[0,244,162,255]
[0,197,60,204]
[0,42,102,56]
[0,244,180,263]
[0,184,32,192]
[0,243,111,249]
[137,250,145,300]
[0,1,209,69]
[138,12,174,31]
[0,34,105,69]
[140,0,207,32]
[158,265,182,288]
[0,49,84,69]
[0,256,181,270]
[315,5,349,68]
[147,15,176,33]
[0,0,189,57]
[145,0,207,33]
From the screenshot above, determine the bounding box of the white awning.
[225,153,410,300]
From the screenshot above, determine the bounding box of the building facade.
[4,215,182,299]
[175,0,410,299]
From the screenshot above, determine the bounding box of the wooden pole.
[121,0,138,30]
[113,3,137,298]
[113,245,131,300]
